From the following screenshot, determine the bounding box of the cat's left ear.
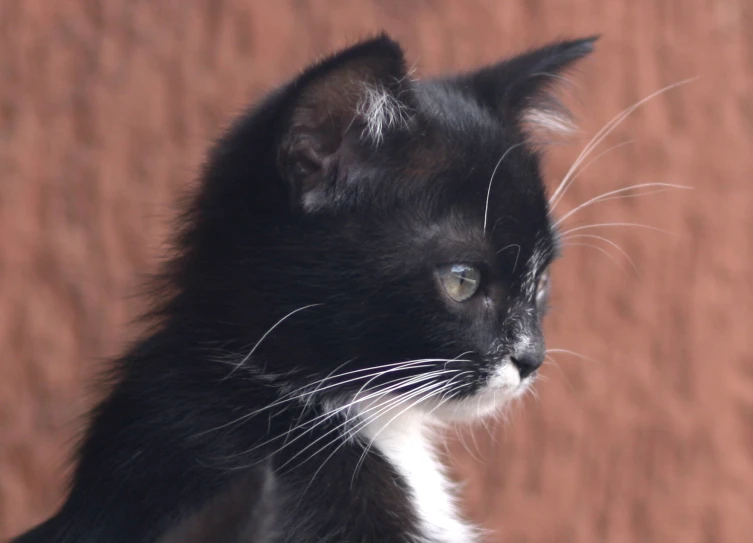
[456,37,598,138]
[276,34,413,210]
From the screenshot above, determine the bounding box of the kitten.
[12,34,595,543]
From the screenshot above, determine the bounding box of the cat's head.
[176,34,594,421]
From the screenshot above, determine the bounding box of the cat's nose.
[510,339,545,379]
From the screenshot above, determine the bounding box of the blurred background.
[1,1,751,541]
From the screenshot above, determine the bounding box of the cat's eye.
[437,264,481,303]
[536,269,551,308]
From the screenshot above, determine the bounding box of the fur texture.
[11,34,594,543]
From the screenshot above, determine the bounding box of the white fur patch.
[348,360,534,542]
[521,107,577,136]
[355,407,479,543]
[431,360,532,422]
[356,84,410,144]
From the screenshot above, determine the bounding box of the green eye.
[437,264,481,302]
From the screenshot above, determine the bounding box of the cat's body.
[12,35,594,543]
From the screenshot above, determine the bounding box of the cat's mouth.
[422,358,536,422]
[341,356,537,426]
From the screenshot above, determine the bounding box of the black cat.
[12,34,595,543]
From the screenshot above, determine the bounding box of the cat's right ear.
[275,35,412,210]
[453,37,597,138]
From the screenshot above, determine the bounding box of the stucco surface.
[1,1,751,541]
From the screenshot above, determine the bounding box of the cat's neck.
[355,407,479,543]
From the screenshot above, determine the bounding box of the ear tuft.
[520,102,578,137]
[356,82,412,144]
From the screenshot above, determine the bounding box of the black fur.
[11,34,594,543]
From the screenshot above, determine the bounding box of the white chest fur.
[356,409,478,543]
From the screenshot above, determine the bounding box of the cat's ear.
[277,34,412,210]
[457,37,597,138]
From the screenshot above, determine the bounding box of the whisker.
[284,382,446,501]
[454,421,485,464]
[497,244,522,274]
[471,396,487,461]
[560,222,677,237]
[573,187,674,207]
[332,369,464,427]
[425,373,474,418]
[196,358,445,438]
[263,368,465,465]
[546,348,602,364]
[295,357,361,426]
[542,356,575,394]
[549,78,697,210]
[349,380,459,484]
[282,380,447,478]
[562,242,629,275]
[217,369,460,463]
[550,139,634,210]
[561,233,640,276]
[484,142,529,233]
[555,182,691,226]
[301,381,461,503]
[300,358,469,392]
[222,303,322,380]
[285,361,442,404]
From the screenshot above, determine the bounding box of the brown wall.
[1,1,751,541]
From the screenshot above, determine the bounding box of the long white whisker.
[484,142,528,233]
[298,358,469,394]
[284,361,443,404]
[281,380,447,478]
[349,380,456,484]
[429,372,473,412]
[351,352,469,404]
[549,78,697,210]
[471,395,485,459]
[546,348,602,364]
[562,242,629,275]
[214,379,439,469]
[252,370,463,466]
[573,188,675,207]
[561,222,676,237]
[497,244,522,274]
[298,381,456,503]
[222,303,322,381]
[550,139,634,208]
[331,369,464,427]
[216,369,461,463]
[197,358,446,437]
[308,359,448,385]
[555,182,691,226]
[561,233,640,275]
[542,355,576,394]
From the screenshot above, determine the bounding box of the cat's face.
[184,35,594,421]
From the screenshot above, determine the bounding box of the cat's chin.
[425,362,535,423]
[345,364,534,429]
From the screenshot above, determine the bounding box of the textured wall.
[1,1,751,541]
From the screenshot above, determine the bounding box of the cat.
[11,33,596,543]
